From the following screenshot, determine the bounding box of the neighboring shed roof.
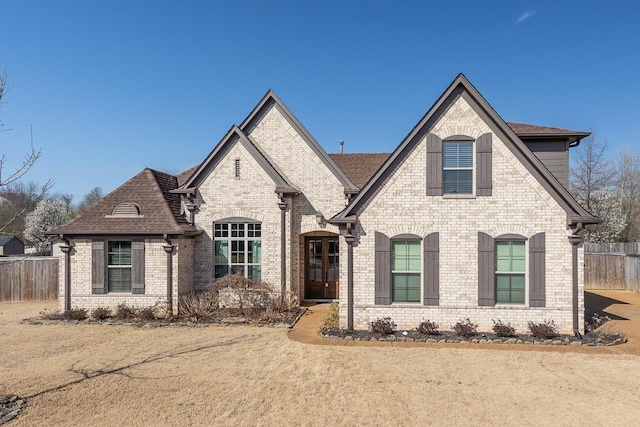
[49,168,197,236]
[329,153,390,189]
[0,235,23,246]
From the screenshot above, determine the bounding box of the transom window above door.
[214,221,261,280]
[443,141,473,194]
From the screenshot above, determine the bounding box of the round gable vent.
[111,202,141,216]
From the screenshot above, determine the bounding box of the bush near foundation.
[63,308,88,321]
[320,302,339,332]
[369,317,397,334]
[527,319,558,339]
[416,319,440,335]
[452,318,478,338]
[492,319,516,337]
[91,307,111,320]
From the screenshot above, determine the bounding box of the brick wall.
[59,238,183,313]
[339,96,582,334]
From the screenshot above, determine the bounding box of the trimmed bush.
[92,307,111,320]
[114,303,137,321]
[492,319,516,337]
[369,317,396,334]
[527,319,558,339]
[63,308,88,321]
[138,306,157,321]
[416,319,440,335]
[452,318,478,338]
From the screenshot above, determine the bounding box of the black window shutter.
[529,232,546,307]
[131,241,146,295]
[374,231,391,305]
[91,240,106,294]
[426,133,443,196]
[423,232,439,306]
[476,133,492,196]
[478,232,495,306]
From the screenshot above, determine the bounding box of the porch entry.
[304,236,339,299]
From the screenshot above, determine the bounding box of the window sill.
[493,303,526,308]
[442,194,476,199]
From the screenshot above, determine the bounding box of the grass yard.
[1,297,640,426]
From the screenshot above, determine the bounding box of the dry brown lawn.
[2,294,640,426]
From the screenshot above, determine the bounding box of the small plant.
[369,317,397,334]
[492,319,516,337]
[585,313,611,332]
[320,302,339,332]
[209,273,273,309]
[40,309,64,321]
[265,291,299,313]
[114,303,137,320]
[63,308,88,321]
[138,306,156,321]
[452,318,478,338]
[179,291,218,322]
[527,319,558,339]
[417,319,440,335]
[92,307,111,320]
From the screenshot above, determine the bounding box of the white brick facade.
[338,96,583,334]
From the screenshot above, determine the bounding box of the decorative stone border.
[322,331,628,347]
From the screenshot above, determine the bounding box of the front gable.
[337,74,598,228]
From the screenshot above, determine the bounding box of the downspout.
[345,223,355,331]
[163,235,175,315]
[568,224,584,338]
[58,234,72,313]
[277,195,287,299]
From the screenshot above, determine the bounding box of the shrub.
[209,273,272,309]
[179,291,218,322]
[320,302,339,332]
[416,319,440,335]
[114,303,137,321]
[492,319,516,337]
[265,291,299,313]
[369,317,397,334]
[527,319,558,339]
[62,308,88,321]
[138,306,157,321]
[452,318,478,338]
[585,313,611,332]
[40,309,64,321]
[92,307,111,320]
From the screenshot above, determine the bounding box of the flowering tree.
[24,199,71,252]
[575,190,627,243]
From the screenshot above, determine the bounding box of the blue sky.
[1,1,639,202]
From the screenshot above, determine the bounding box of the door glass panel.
[328,239,339,281]
[308,240,322,282]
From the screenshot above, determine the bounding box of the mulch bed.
[322,329,628,347]
[24,307,306,328]
[0,395,27,425]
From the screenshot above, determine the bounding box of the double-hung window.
[107,241,132,292]
[214,221,262,280]
[443,141,473,194]
[495,241,526,304]
[391,240,421,302]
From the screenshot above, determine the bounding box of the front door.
[305,237,339,299]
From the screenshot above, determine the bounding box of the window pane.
[249,240,261,264]
[214,240,229,263]
[393,273,420,303]
[496,242,510,258]
[108,268,131,292]
[392,240,421,272]
[443,170,472,194]
[511,242,525,257]
[248,265,261,281]
[443,142,473,168]
[215,265,228,279]
[512,258,526,272]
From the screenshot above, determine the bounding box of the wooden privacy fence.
[584,253,640,292]
[0,257,59,302]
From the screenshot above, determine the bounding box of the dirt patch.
[2,299,640,426]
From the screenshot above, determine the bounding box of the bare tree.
[616,148,640,241]
[570,127,617,212]
[0,68,54,236]
[76,187,103,214]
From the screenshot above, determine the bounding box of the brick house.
[50,74,599,334]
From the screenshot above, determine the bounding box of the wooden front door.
[305,237,339,299]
